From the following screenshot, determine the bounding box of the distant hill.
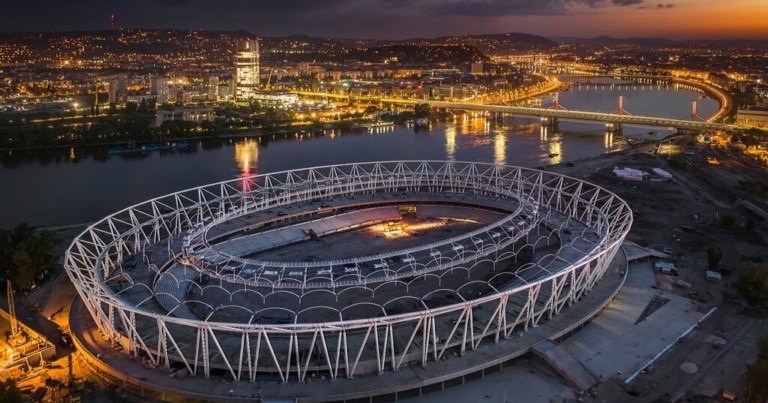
[693,39,768,48]
[395,32,557,54]
[7,28,764,67]
[551,36,676,46]
[352,44,489,64]
[0,29,560,65]
[550,35,768,48]
[432,32,555,46]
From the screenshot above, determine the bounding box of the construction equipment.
[264,68,274,90]
[7,280,17,336]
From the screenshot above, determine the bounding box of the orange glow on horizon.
[509,1,768,39]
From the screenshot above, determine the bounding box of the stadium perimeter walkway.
[562,260,699,379]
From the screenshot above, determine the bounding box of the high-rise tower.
[235,39,259,102]
[150,76,170,104]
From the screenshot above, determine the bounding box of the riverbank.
[671,77,733,121]
[0,126,287,153]
[557,74,731,123]
[0,116,445,153]
[1,81,722,230]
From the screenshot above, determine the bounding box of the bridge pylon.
[686,101,706,122]
[547,92,568,111]
[610,96,633,116]
[490,89,511,106]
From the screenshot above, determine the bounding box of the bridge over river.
[296,84,737,133]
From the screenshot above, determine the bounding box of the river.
[0,80,719,229]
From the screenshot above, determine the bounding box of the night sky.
[3,0,766,39]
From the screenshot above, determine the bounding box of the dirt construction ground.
[545,137,768,403]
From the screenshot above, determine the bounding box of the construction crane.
[7,280,17,336]
[264,68,274,91]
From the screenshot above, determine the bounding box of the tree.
[364,105,379,116]
[0,378,22,403]
[746,217,755,233]
[746,334,768,403]
[706,245,723,270]
[759,333,768,362]
[738,180,768,198]
[735,264,768,308]
[719,213,736,229]
[733,86,760,109]
[137,99,149,114]
[262,108,280,129]
[125,102,138,114]
[200,119,215,134]
[0,229,11,278]
[248,100,264,113]
[414,103,431,118]
[0,224,60,289]
[668,154,688,171]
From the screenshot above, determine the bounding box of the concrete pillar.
[541,117,559,130]
[606,122,622,134]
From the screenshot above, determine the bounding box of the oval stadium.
[64,160,633,401]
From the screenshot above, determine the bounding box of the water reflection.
[445,124,456,161]
[234,139,259,178]
[548,133,562,164]
[605,132,614,150]
[493,130,506,165]
[0,82,722,229]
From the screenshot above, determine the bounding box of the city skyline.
[2,0,767,40]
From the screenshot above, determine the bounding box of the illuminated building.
[150,76,170,104]
[108,77,128,103]
[235,39,259,101]
[205,76,219,102]
[249,90,298,106]
[737,107,768,128]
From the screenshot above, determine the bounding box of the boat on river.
[108,143,188,155]
[108,144,158,154]
[361,121,395,130]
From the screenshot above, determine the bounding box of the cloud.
[0,0,679,37]
[422,0,661,18]
[636,2,675,9]
[150,0,196,7]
